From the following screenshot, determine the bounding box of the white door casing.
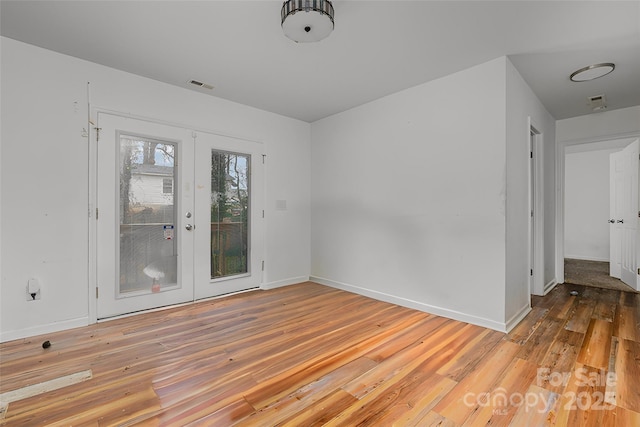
[529,122,545,296]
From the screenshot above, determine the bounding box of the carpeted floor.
[564,258,638,293]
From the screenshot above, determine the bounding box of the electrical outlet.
[26,287,41,301]
[26,279,41,301]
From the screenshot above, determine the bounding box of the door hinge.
[96,208,99,220]
[95,127,102,142]
[530,269,533,276]
[530,151,533,159]
[96,286,99,299]
[262,154,266,164]
[262,260,265,271]
[262,210,265,218]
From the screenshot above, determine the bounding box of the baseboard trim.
[261,276,309,290]
[544,279,558,295]
[309,276,507,332]
[1,278,310,343]
[0,317,89,344]
[564,255,609,262]
[505,304,532,333]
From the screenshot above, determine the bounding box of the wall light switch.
[276,200,287,211]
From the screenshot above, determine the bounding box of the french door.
[96,113,263,319]
[193,132,264,300]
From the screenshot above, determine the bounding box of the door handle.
[608,219,615,223]
[617,219,624,224]
[185,224,194,231]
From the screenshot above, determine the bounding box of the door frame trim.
[529,120,544,296]
[88,107,267,324]
[555,130,640,286]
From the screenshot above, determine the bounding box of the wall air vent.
[188,79,214,90]
[588,94,607,111]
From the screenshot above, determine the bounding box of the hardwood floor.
[1,282,639,426]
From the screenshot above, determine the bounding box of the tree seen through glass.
[210,151,249,279]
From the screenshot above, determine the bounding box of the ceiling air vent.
[188,79,214,90]
[588,94,607,111]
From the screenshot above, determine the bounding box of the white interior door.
[193,132,264,299]
[620,139,639,289]
[610,139,639,289]
[96,114,195,318]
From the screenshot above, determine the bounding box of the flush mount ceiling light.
[569,63,615,82]
[281,0,334,43]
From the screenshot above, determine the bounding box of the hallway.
[564,258,638,293]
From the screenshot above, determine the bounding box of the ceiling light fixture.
[569,63,615,82]
[281,0,334,43]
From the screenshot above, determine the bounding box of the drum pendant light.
[281,0,335,43]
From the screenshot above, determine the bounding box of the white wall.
[564,147,620,261]
[505,59,556,312]
[557,106,640,143]
[0,37,311,342]
[311,58,508,331]
[1,37,563,339]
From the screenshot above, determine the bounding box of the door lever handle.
[617,219,624,224]
[608,219,615,223]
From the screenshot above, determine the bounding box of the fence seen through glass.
[119,135,177,296]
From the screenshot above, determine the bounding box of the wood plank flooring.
[0,282,639,426]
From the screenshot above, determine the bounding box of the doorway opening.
[561,137,639,293]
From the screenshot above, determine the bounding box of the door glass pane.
[210,150,249,279]
[119,135,178,296]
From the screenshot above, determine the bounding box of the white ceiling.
[1,1,639,123]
